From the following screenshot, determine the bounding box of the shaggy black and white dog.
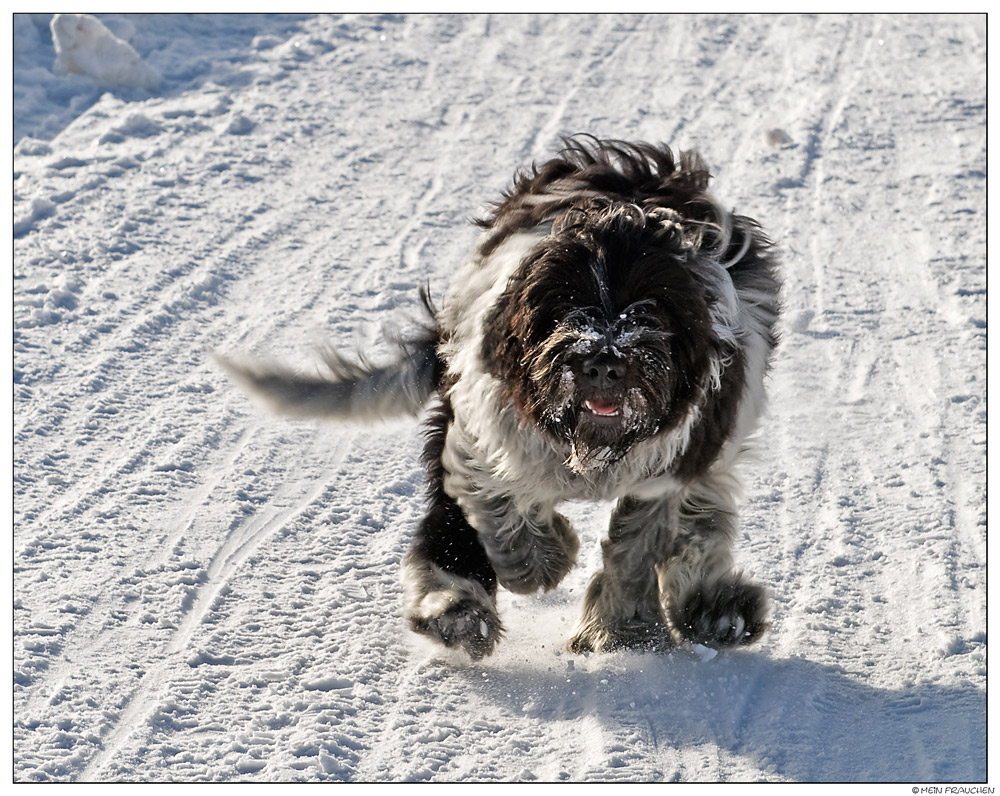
[220,136,781,660]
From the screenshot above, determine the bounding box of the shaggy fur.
[219,136,781,660]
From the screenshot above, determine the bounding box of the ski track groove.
[15,425,251,724]
[164,462,336,657]
[78,433,356,781]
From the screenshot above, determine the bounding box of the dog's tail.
[215,291,442,422]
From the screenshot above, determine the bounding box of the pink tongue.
[586,399,619,416]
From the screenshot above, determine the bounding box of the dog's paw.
[491,514,579,595]
[495,544,572,594]
[668,578,769,648]
[407,591,504,660]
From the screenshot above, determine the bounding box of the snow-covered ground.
[12,13,987,783]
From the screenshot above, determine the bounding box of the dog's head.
[482,199,727,473]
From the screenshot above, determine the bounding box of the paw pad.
[408,595,504,660]
[671,580,769,647]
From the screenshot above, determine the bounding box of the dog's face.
[482,200,720,473]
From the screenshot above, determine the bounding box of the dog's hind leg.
[659,479,769,648]
[569,495,676,653]
[402,397,504,660]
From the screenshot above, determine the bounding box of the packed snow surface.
[12,13,986,783]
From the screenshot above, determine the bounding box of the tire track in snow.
[526,15,635,158]
[167,475,334,659]
[758,18,985,775]
[798,18,879,320]
[142,421,258,573]
[384,175,443,272]
[14,192,302,562]
[528,83,579,161]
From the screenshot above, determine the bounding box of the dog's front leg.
[402,403,506,660]
[569,495,677,653]
[659,487,769,648]
[403,488,505,661]
[461,494,580,595]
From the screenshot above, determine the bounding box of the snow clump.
[50,13,160,91]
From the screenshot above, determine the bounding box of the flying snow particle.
[691,643,718,662]
[765,128,794,148]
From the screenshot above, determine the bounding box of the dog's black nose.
[582,351,626,389]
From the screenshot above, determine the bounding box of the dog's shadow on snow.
[441,644,985,782]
